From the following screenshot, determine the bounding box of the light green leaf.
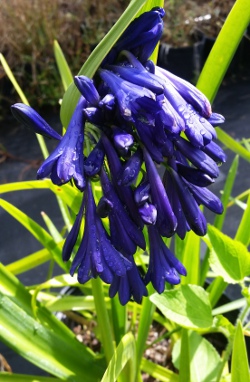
[213,155,239,231]
[53,40,73,92]
[101,332,136,382]
[150,285,213,329]
[179,329,190,382]
[140,358,179,382]
[180,230,200,285]
[0,293,103,382]
[196,0,250,162]
[0,373,60,382]
[231,321,250,382]
[172,331,222,382]
[6,248,52,275]
[235,193,250,246]
[208,225,250,283]
[60,0,149,128]
[197,0,250,103]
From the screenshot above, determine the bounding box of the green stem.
[92,278,114,363]
[136,284,156,379]
[215,337,233,382]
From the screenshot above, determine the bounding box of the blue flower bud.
[74,76,100,105]
[118,148,143,186]
[139,202,157,225]
[11,103,62,140]
[84,140,105,176]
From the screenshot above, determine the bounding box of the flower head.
[11,7,227,303]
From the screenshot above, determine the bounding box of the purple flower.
[84,139,105,176]
[145,225,186,293]
[143,148,177,237]
[70,181,132,284]
[37,97,87,190]
[11,103,62,140]
[118,148,143,186]
[74,76,100,105]
[109,257,148,305]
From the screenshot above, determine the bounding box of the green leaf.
[60,0,149,128]
[196,0,250,103]
[0,373,60,382]
[6,248,52,275]
[196,0,250,162]
[172,331,222,382]
[231,321,250,382]
[53,40,73,91]
[140,358,179,382]
[235,194,250,246]
[0,198,67,272]
[100,332,136,382]
[0,264,104,381]
[207,225,250,283]
[213,155,239,231]
[179,329,190,382]
[0,293,103,382]
[180,231,201,285]
[150,285,213,329]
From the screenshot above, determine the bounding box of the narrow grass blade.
[179,329,190,382]
[140,358,179,382]
[0,374,60,382]
[53,40,73,91]
[235,193,250,246]
[6,248,52,275]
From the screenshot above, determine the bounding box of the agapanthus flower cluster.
[11,7,226,305]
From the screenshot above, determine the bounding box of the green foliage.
[0,0,250,381]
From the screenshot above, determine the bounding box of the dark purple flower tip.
[156,98,185,134]
[143,148,177,237]
[145,60,156,74]
[96,196,113,218]
[99,69,156,121]
[101,134,144,228]
[84,140,105,176]
[109,257,148,305]
[176,162,215,187]
[139,202,157,225]
[201,140,227,164]
[62,197,85,261]
[186,182,224,214]
[74,76,100,105]
[11,103,62,140]
[118,148,143,186]
[168,166,207,236]
[134,177,151,205]
[100,168,146,254]
[83,107,103,125]
[174,136,219,178]
[155,66,212,118]
[70,182,132,285]
[113,129,134,156]
[108,64,164,95]
[103,8,164,65]
[207,112,225,126]
[145,225,186,293]
[37,97,86,190]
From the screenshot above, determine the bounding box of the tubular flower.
[11,7,226,304]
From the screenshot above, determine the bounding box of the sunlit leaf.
[101,332,136,382]
[172,331,222,382]
[231,321,250,382]
[208,225,250,283]
[150,285,213,329]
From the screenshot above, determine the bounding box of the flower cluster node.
[11,7,226,305]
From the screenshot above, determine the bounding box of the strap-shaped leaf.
[101,332,136,382]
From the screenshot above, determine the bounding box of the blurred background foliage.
[0,0,239,113]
